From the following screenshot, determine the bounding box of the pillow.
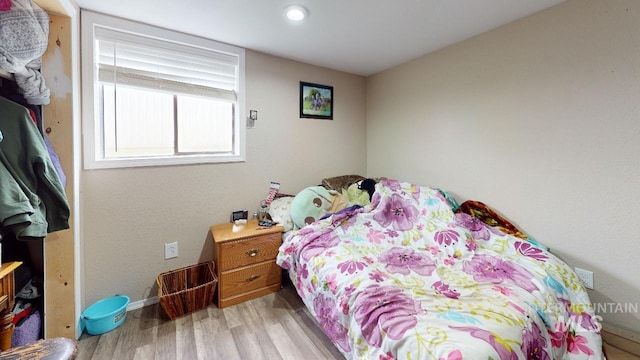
[268,196,294,232]
[321,174,365,192]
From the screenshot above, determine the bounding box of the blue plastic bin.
[81,295,130,335]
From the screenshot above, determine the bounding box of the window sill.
[84,153,245,170]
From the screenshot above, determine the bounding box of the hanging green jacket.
[0,96,69,240]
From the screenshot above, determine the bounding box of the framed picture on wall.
[300,81,333,120]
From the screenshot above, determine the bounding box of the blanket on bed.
[277,179,602,359]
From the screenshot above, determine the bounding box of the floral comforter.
[276,179,603,359]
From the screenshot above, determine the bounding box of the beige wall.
[80,50,366,308]
[366,0,640,334]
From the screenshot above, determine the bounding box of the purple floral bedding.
[276,179,603,359]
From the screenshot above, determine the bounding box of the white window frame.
[81,11,246,169]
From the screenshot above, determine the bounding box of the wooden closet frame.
[29,0,79,339]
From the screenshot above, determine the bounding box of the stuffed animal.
[358,178,377,201]
[290,186,350,229]
[290,186,332,229]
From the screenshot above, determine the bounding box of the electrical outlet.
[165,242,178,259]
[575,267,594,290]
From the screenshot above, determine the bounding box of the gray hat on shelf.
[0,0,50,105]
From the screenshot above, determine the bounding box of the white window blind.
[95,27,238,101]
[81,10,246,169]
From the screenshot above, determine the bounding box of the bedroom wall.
[366,0,640,335]
[80,50,366,308]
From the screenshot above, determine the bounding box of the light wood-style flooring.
[605,344,640,360]
[76,282,343,360]
[76,281,638,360]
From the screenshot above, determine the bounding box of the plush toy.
[358,178,377,201]
[290,186,350,229]
[343,183,371,206]
[290,186,332,229]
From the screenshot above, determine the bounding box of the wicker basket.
[156,261,218,320]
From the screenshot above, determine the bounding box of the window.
[81,11,245,169]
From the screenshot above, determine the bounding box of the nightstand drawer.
[220,261,282,299]
[218,232,281,271]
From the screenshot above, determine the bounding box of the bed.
[275,179,603,359]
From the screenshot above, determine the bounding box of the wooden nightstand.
[0,262,21,315]
[0,261,21,351]
[210,220,283,308]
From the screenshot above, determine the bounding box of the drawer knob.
[246,249,259,257]
[246,275,259,282]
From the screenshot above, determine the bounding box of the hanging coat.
[0,96,69,240]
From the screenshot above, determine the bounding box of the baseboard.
[126,296,159,311]
[603,324,640,356]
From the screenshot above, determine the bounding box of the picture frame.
[300,81,333,120]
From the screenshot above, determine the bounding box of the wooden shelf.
[0,262,22,280]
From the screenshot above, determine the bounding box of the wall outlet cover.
[575,267,594,290]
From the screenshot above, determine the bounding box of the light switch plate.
[165,242,178,259]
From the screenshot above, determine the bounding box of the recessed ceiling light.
[284,5,308,21]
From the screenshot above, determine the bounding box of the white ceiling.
[74,0,565,76]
